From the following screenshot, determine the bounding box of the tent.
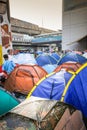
[54,62,81,72]
[42,64,57,73]
[11,53,37,65]
[58,52,87,65]
[83,53,87,58]
[0,96,80,130]
[28,63,87,118]
[36,53,58,66]
[50,52,60,61]
[61,63,87,118]
[27,70,72,100]
[0,86,20,116]
[4,64,48,95]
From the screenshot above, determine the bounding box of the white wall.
[62,6,87,50]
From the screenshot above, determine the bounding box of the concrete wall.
[62,4,87,51]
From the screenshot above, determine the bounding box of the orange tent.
[54,62,82,72]
[4,64,48,95]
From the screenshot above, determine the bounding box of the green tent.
[0,86,20,116]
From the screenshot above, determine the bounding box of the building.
[10,17,61,51]
[62,0,87,51]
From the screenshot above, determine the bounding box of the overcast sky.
[9,0,62,31]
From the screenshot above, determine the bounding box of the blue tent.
[28,63,87,118]
[61,63,87,118]
[28,70,72,100]
[50,52,60,61]
[58,52,87,65]
[42,64,57,73]
[36,53,57,66]
[0,87,20,116]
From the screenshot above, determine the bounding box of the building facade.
[62,0,87,51]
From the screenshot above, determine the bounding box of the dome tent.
[50,52,60,61]
[11,53,37,65]
[54,62,81,72]
[4,64,48,95]
[42,64,57,73]
[61,63,87,118]
[58,52,87,65]
[28,63,87,118]
[27,70,72,100]
[0,86,19,116]
[36,53,57,66]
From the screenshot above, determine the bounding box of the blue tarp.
[58,52,87,65]
[36,54,57,66]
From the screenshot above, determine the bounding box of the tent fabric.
[11,96,57,120]
[11,53,37,65]
[50,52,60,61]
[61,63,87,118]
[28,70,72,100]
[54,62,81,72]
[36,53,57,66]
[83,53,87,58]
[42,64,57,73]
[4,64,48,95]
[0,86,20,116]
[58,52,87,65]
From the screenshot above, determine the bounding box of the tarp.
[28,70,72,100]
[58,52,87,65]
[0,86,20,116]
[61,63,87,118]
[0,100,75,130]
[36,53,57,66]
[11,96,57,120]
[4,64,48,95]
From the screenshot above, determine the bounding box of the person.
[7,49,13,61]
[2,54,16,75]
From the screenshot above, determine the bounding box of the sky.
[9,0,62,31]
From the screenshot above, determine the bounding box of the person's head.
[3,54,9,60]
[7,49,13,55]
